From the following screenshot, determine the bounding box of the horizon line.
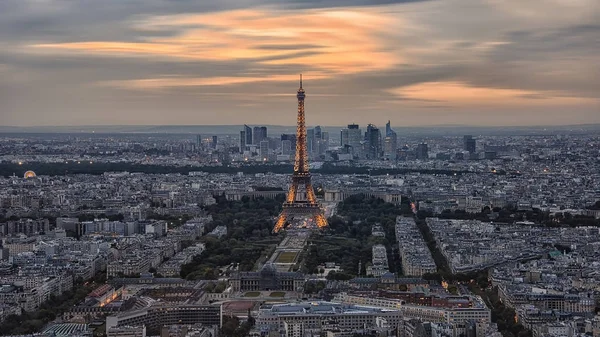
[2,123,600,129]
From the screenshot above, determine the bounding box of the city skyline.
[1,0,599,127]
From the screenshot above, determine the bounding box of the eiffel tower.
[273,75,328,233]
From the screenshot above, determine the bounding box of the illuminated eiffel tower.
[273,75,328,233]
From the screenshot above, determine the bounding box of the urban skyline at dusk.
[1,0,599,127]
[1,2,600,336]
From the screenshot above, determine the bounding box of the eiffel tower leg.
[314,213,328,230]
[305,182,317,203]
[286,181,298,203]
[273,212,287,233]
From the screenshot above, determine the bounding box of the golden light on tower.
[274,75,328,233]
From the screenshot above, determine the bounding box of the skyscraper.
[340,129,349,147]
[196,135,202,149]
[346,124,362,158]
[239,130,246,153]
[253,126,267,145]
[384,136,396,160]
[314,126,322,139]
[417,143,429,160]
[281,140,292,155]
[244,125,253,146]
[313,125,322,155]
[211,136,217,149]
[385,120,393,137]
[384,120,397,160]
[307,128,315,154]
[319,131,329,154]
[365,124,382,159]
[281,133,296,152]
[464,135,476,154]
[259,140,269,159]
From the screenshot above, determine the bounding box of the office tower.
[268,137,280,153]
[211,136,217,149]
[384,120,398,160]
[281,140,292,155]
[274,75,328,233]
[307,128,315,154]
[281,134,297,152]
[196,135,202,149]
[243,125,253,145]
[319,131,329,154]
[259,140,269,158]
[464,135,476,154]
[340,129,349,147]
[313,125,322,155]
[239,130,246,153]
[416,143,429,160]
[253,126,267,145]
[384,136,396,160]
[261,126,268,140]
[365,124,382,159]
[314,126,322,139]
[347,124,363,157]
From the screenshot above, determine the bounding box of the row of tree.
[417,206,600,227]
[0,161,470,178]
[180,196,284,280]
[303,194,413,276]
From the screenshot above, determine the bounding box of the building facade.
[229,263,304,292]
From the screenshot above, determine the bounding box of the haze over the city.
[1,0,599,127]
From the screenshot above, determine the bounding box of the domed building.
[24,170,36,179]
[229,262,304,292]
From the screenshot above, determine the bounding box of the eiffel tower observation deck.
[273,75,328,233]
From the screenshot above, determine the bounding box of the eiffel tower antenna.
[273,75,328,233]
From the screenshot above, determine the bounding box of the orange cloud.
[389,81,596,106]
[101,73,328,90]
[30,7,398,88]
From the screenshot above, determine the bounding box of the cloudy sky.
[1,0,598,127]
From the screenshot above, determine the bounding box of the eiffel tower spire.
[273,76,328,233]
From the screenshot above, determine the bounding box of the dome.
[24,170,36,179]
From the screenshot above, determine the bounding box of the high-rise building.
[281,140,292,155]
[313,126,322,155]
[244,125,253,146]
[416,143,429,160]
[307,128,315,154]
[365,124,381,159]
[253,126,267,145]
[196,135,202,149]
[384,120,397,160]
[281,134,296,152]
[385,120,393,137]
[464,135,476,154]
[239,130,246,153]
[340,129,349,147]
[384,136,396,160]
[211,136,217,149]
[259,140,269,159]
[319,131,329,154]
[346,124,363,158]
[314,126,322,139]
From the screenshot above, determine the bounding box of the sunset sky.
[1,0,599,127]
